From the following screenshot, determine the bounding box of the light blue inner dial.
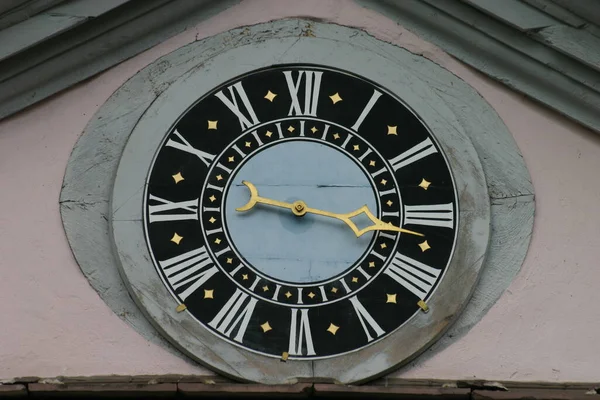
[224,140,378,284]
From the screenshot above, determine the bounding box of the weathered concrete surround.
[106,21,490,384]
[0,0,598,384]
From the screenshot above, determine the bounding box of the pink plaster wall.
[1,0,599,382]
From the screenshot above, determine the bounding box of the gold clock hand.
[301,204,424,237]
[235,181,298,213]
[235,181,424,238]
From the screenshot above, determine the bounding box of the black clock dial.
[144,65,458,359]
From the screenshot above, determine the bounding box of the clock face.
[143,65,458,359]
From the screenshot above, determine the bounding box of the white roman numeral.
[351,90,382,131]
[384,252,441,299]
[208,288,258,343]
[159,246,218,301]
[388,137,437,171]
[166,129,215,167]
[349,296,385,342]
[284,70,322,116]
[215,82,260,130]
[288,308,316,356]
[148,194,198,223]
[404,203,454,229]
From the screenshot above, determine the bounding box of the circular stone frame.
[60,19,534,384]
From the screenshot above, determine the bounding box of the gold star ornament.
[176,304,187,312]
[418,240,431,252]
[207,120,218,130]
[329,93,343,104]
[204,289,214,299]
[327,323,340,335]
[387,125,397,135]
[264,90,277,102]
[170,233,183,245]
[172,172,184,184]
[386,294,397,304]
[419,178,432,190]
[261,321,273,333]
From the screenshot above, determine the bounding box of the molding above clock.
[1,0,598,137]
[60,19,534,382]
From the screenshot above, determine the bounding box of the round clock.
[144,65,458,360]
[107,26,492,384]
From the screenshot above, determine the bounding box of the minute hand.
[303,204,424,238]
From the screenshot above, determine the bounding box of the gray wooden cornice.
[355,0,600,134]
[0,0,599,135]
[0,0,242,121]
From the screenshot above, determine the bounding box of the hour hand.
[235,181,296,213]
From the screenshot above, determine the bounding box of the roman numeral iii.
[148,194,198,223]
[208,288,258,343]
[403,203,454,229]
[215,82,260,130]
[158,246,218,301]
[283,70,323,117]
[288,308,316,356]
[384,252,441,299]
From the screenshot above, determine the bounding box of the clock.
[103,23,493,384]
[144,65,458,360]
